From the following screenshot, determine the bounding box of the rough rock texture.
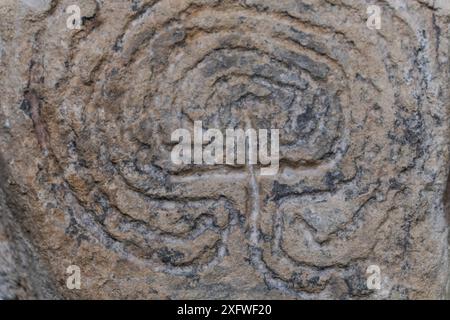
[0,0,449,299]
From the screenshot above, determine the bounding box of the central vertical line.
[244,116,260,245]
[248,163,260,245]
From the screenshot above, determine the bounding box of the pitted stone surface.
[0,0,449,299]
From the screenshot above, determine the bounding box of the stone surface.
[0,0,449,299]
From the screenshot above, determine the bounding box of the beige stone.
[0,0,449,299]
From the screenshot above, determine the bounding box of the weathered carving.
[0,0,449,299]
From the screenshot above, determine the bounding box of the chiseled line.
[248,164,260,245]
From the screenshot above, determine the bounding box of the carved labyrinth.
[28,0,436,297]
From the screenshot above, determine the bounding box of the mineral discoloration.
[0,0,449,299]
